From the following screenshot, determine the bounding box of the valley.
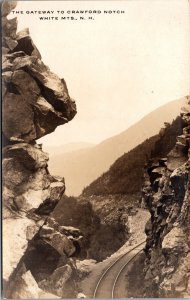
[46,97,187,196]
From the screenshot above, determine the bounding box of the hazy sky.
[11,0,189,146]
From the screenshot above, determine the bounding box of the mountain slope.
[47,97,187,196]
[82,116,184,196]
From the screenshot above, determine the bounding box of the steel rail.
[93,240,146,298]
[111,246,144,298]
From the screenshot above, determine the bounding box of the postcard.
[1,0,190,298]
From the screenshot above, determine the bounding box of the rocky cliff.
[143,101,190,297]
[2,1,80,298]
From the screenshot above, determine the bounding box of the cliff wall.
[143,103,190,297]
[2,2,80,298]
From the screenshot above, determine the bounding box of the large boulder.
[2,2,76,144]
[2,144,50,210]
[3,218,37,282]
[2,53,76,143]
[7,267,60,299]
[39,224,76,257]
[38,264,76,298]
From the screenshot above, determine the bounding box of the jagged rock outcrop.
[143,102,190,297]
[2,49,76,144]
[2,1,77,298]
[2,1,76,144]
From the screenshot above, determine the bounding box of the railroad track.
[93,240,145,298]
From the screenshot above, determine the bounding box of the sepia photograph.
[1,0,190,298]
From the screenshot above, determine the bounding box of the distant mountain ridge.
[43,142,94,157]
[47,97,187,196]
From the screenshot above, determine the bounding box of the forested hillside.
[82,116,184,196]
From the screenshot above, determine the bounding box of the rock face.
[80,194,131,261]
[143,103,190,297]
[2,52,76,143]
[2,5,76,144]
[2,2,77,298]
